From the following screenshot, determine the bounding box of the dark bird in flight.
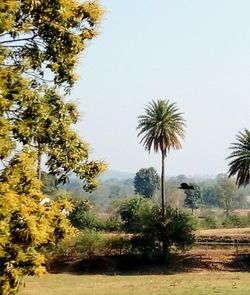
[178,183,194,190]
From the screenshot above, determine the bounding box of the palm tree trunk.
[161,150,167,258]
[161,150,165,220]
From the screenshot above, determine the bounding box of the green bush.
[104,216,122,232]
[68,199,104,230]
[47,231,132,268]
[198,211,250,229]
[50,229,104,261]
[131,235,162,259]
[115,196,147,232]
[103,235,130,256]
[116,197,196,258]
[200,216,218,229]
[222,214,246,228]
[166,209,197,251]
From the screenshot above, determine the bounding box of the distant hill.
[100,169,135,181]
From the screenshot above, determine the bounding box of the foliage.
[130,204,196,258]
[165,177,184,209]
[1,84,106,190]
[222,215,242,228]
[0,149,76,294]
[63,177,134,208]
[0,0,105,190]
[68,198,99,230]
[51,229,103,261]
[183,184,203,212]
[41,171,58,196]
[216,174,239,216]
[48,231,130,263]
[115,196,147,232]
[197,210,250,229]
[137,99,185,221]
[227,129,250,187]
[134,167,160,198]
[137,100,185,155]
[68,198,122,231]
[200,182,220,208]
[221,213,250,228]
[116,197,196,258]
[102,235,130,256]
[200,216,218,229]
[64,174,249,211]
[104,215,123,232]
[0,0,103,90]
[72,230,103,259]
[0,2,105,293]
[165,208,197,250]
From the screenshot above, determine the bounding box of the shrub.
[103,235,130,256]
[222,214,246,228]
[200,216,218,229]
[165,209,197,251]
[115,196,147,232]
[68,199,103,230]
[104,216,123,232]
[47,231,131,268]
[131,235,162,259]
[116,197,196,258]
[49,229,104,262]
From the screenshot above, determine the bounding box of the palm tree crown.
[137,99,185,156]
[227,129,250,187]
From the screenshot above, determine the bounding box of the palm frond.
[226,129,250,187]
[136,99,185,155]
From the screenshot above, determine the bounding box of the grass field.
[19,272,250,295]
[18,227,250,294]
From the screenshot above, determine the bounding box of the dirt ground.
[180,248,249,272]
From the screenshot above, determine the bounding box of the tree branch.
[0,34,38,44]
[23,71,54,83]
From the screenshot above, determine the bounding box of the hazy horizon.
[71,0,250,177]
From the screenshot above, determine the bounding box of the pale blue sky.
[72,0,250,176]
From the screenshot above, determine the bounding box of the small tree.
[216,174,238,216]
[200,182,220,208]
[115,196,146,233]
[134,167,160,198]
[184,184,202,213]
[116,197,196,258]
[68,198,101,230]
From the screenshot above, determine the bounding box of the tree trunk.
[161,150,165,220]
[225,199,229,217]
[161,150,167,258]
[37,143,42,180]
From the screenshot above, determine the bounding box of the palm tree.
[227,129,250,187]
[137,99,185,220]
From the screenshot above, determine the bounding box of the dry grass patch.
[196,227,250,242]
[18,272,250,295]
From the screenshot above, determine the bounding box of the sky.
[72,0,250,177]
